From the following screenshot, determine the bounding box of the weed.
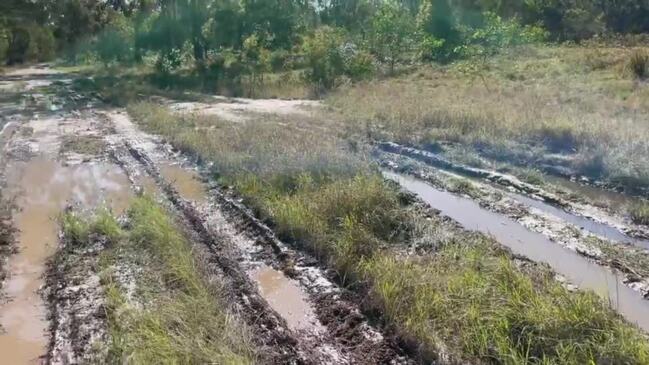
[629,200,649,225]
[628,49,649,80]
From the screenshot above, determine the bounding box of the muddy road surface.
[377,143,649,332]
[0,67,411,364]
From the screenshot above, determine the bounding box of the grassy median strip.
[62,199,255,364]
[129,102,649,364]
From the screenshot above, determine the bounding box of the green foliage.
[301,26,347,90]
[95,16,134,65]
[416,0,460,61]
[369,3,415,72]
[465,12,546,57]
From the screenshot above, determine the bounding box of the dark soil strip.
[121,143,305,364]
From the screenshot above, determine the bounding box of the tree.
[416,0,460,61]
[301,26,346,90]
[241,33,271,96]
[370,3,414,73]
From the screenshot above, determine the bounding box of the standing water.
[384,170,649,332]
[0,158,131,364]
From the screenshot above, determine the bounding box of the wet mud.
[0,157,131,364]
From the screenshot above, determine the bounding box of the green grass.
[62,199,255,364]
[363,241,649,364]
[128,102,649,364]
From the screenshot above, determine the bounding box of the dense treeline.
[2,0,648,88]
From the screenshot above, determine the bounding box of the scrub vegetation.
[61,199,255,364]
[129,102,649,364]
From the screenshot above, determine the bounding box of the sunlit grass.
[128,101,649,364]
[327,44,649,192]
[62,199,255,364]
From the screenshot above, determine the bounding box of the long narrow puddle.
[384,170,649,332]
[249,265,323,332]
[0,157,131,364]
[383,144,649,249]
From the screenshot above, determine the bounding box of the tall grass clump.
[70,199,255,364]
[362,238,649,364]
[629,49,649,80]
[629,200,649,225]
[128,102,649,363]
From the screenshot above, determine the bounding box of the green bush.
[301,26,346,90]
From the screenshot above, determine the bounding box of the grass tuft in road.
[62,198,255,364]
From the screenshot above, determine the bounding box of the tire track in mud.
[375,146,649,288]
[117,140,412,364]
[377,141,649,243]
[102,108,414,364]
[377,151,649,332]
[113,144,305,364]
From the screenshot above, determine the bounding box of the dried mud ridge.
[45,226,109,364]
[120,141,412,364]
[376,149,649,300]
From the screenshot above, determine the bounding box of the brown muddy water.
[159,164,207,204]
[384,170,649,332]
[249,264,323,332]
[0,157,131,364]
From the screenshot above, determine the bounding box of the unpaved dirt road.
[2,65,649,364]
[0,66,410,364]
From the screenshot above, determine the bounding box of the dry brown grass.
[327,44,649,190]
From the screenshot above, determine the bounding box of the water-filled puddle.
[159,164,207,204]
[504,190,649,249]
[0,158,132,363]
[384,170,649,332]
[249,264,322,332]
[545,175,634,212]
